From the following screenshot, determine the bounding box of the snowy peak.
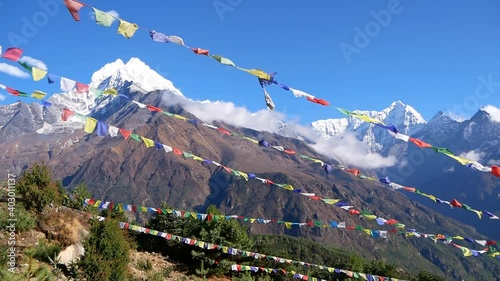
[90,57,183,95]
[311,101,427,151]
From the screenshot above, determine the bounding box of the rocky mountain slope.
[0,59,499,280]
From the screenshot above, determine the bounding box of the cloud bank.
[0,63,30,79]
[19,56,48,70]
[482,105,500,123]
[163,92,397,169]
[459,150,485,162]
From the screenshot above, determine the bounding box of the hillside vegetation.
[0,163,453,280]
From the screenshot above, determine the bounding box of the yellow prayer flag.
[141,137,155,148]
[364,215,377,220]
[322,199,341,205]
[31,90,47,100]
[173,114,188,121]
[354,114,385,124]
[192,155,204,162]
[242,137,259,144]
[84,117,98,134]
[311,158,324,165]
[104,88,118,95]
[249,218,256,223]
[118,19,139,39]
[362,229,371,235]
[32,67,47,81]
[471,209,482,219]
[285,222,292,229]
[238,171,249,181]
[238,68,270,80]
[453,236,464,240]
[281,184,294,191]
[462,247,473,257]
[446,154,473,165]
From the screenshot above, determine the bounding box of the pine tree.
[79,218,130,280]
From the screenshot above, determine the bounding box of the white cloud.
[89,10,119,23]
[459,150,485,162]
[0,63,30,79]
[0,94,6,101]
[163,92,397,170]
[18,56,47,70]
[446,111,466,122]
[310,133,397,169]
[166,93,285,132]
[487,159,500,166]
[482,105,500,123]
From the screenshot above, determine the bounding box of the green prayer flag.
[93,8,115,27]
[336,107,353,116]
[130,134,141,141]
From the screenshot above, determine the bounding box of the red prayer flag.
[75,82,89,93]
[451,199,463,208]
[64,0,85,21]
[146,104,162,112]
[5,87,19,96]
[119,128,131,139]
[385,219,397,225]
[306,97,329,106]
[345,169,360,176]
[1,47,23,62]
[491,165,500,177]
[409,137,433,148]
[284,149,296,155]
[192,48,209,56]
[61,108,74,121]
[173,148,182,155]
[217,127,231,135]
[349,209,360,215]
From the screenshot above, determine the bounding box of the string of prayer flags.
[61,108,418,230]
[0,49,117,96]
[57,0,500,175]
[60,0,332,110]
[2,78,496,222]
[82,197,392,239]
[63,202,411,281]
[102,92,500,221]
[80,196,499,248]
[64,201,500,264]
[0,84,51,106]
[335,108,499,177]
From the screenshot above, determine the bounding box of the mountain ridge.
[0,57,499,280]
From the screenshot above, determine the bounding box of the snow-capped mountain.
[11,57,184,136]
[311,101,427,151]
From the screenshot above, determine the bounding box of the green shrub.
[0,204,36,233]
[79,218,131,281]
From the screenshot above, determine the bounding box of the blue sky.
[1,0,499,125]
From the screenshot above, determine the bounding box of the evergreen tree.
[79,218,130,281]
[16,162,62,214]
